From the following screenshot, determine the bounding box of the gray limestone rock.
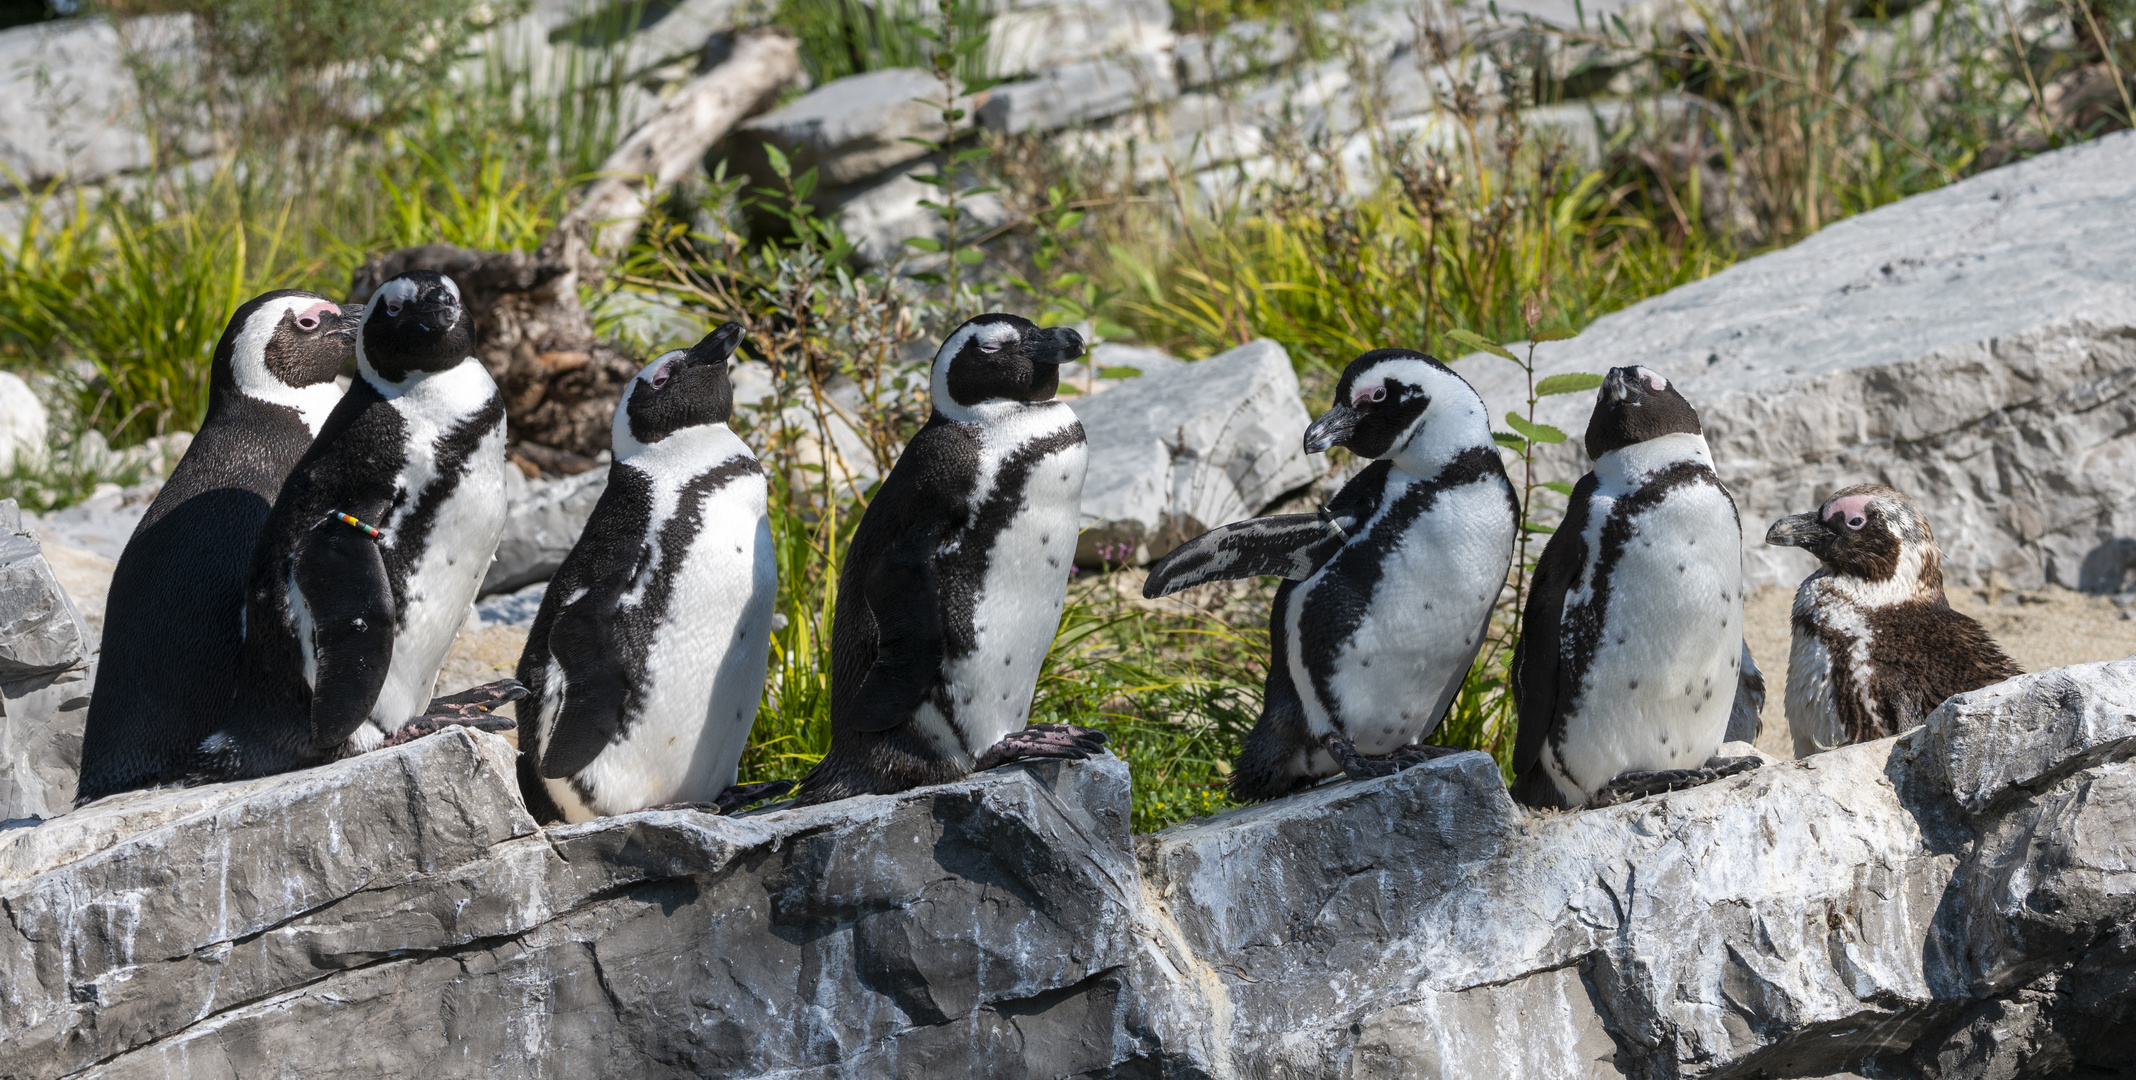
[830,163,1012,267]
[1067,337,1315,566]
[1173,20,1298,88]
[0,17,185,190]
[3,661,2135,1076]
[0,521,89,683]
[0,372,47,475]
[0,730,1147,1078]
[481,465,610,597]
[983,0,1171,80]
[0,664,91,823]
[978,50,1179,135]
[5,660,2134,1076]
[1457,131,2136,592]
[1,501,93,822]
[730,67,972,190]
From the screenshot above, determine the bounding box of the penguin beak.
[329,305,362,336]
[1024,326,1084,367]
[685,322,744,368]
[1766,513,1832,552]
[1304,404,1361,454]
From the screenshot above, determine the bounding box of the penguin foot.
[639,788,794,816]
[382,680,528,748]
[973,724,1110,771]
[714,780,797,813]
[1322,733,1462,781]
[1586,756,1763,808]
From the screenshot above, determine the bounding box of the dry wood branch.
[541,27,801,279]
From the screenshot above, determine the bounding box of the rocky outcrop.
[1067,338,1314,567]
[482,465,611,597]
[1461,131,2136,593]
[1,501,92,821]
[7,658,2131,1077]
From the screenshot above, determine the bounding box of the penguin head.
[1766,483,1940,588]
[212,289,357,406]
[1584,365,1703,459]
[1304,349,1487,465]
[357,271,473,382]
[929,313,1084,420]
[612,322,744,457]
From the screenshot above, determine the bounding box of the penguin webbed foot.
[382,680,528,748]
[713,779,796,813]
[643,781,795,816]
[973,724,1109,771]
[1586,755,1762,808]
[1322,733,1461,782]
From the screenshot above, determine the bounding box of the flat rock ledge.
[4,662,2133,1078]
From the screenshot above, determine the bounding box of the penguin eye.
[296,315,318,331]
[1354,385,1386,407]
[650,365,671,389]
[385,298,405,317]
[1845,515,1866,530]
[977,342,1004,355]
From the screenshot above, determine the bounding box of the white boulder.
[1068,338,1314,566]
[1459,131,2136,591]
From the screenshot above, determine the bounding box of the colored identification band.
[330,511,384,540]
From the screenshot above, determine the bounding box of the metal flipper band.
[328,510,385,541]
[1318,506,1349,540]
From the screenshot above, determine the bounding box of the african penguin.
[514,324,786,822]
[1510,365,1755,810]
[76,291,357,803]
[1144,348,1517,801]
[1766,483,2019,757]
[794,313,1105,805]
[193,270,521,782]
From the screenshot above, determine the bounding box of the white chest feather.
[1784,574,1876,758]
[1546,437,1744,802]
[1286,475,1515,754]
[542,430,778,821]
[922,402,1086,760]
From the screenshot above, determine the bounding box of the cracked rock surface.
[4,661,2133,1078]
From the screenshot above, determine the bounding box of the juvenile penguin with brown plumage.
[1766,484,2020,757]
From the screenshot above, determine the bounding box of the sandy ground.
[41,542,115,639]
[1741,580,2136,758]
[435,625,529,747]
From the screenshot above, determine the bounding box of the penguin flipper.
[847,519,948,734]
[1724,642,1765,745]
[297,519,398,751]
[539,592,635,779]
[1143,514,1348,598]
[1511,474,1596,781]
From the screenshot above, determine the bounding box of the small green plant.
[1432,300,1600,776]
[777,0,993,86]
[1000,182,1129,345]
[0,169,304,445]
[899,0,996,317]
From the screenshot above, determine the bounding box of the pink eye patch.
[1822,493,1874,530]
[293,300,340,332]
[1354,385,1387,405]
